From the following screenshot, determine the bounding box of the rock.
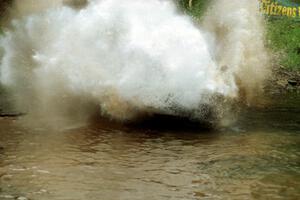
[1,174,13,181]
[193,191,207,197]
[0,112,25,117]
[276,80,287,87]
[0,195,14,199]
[220,65,228,72]
[16,197,28,200]
[288,79,297,86]
[63,0,88,9]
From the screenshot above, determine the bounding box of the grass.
[266,18,300,70]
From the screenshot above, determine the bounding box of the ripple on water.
[0,101,300,200]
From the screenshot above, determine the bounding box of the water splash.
[202,0,270,102]
[0,0,268,125]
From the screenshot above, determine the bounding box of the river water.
[0,93,299,200]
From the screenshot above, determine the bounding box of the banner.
[259,0,300,18]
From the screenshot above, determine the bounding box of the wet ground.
[0,93,299,200]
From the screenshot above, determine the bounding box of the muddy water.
[0,94,299,200]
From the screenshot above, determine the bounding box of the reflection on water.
[0,94,299,200]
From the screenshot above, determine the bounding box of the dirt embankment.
[265,65,300,94]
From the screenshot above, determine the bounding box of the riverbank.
[265,65,300,94]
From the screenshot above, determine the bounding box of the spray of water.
[0,0,269,126]
[202,0,270,102]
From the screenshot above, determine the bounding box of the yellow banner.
[259,0,300,18]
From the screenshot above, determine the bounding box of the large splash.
[0,0,269,125]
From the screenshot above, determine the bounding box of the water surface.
[0,94,299,200]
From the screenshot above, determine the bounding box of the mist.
[0,0,269,126]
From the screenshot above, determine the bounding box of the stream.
[0,93,299,200]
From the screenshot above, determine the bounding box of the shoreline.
[265,65,300,94]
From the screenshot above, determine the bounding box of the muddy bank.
[265,65,300,94]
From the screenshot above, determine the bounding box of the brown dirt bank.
[265,65,300,95]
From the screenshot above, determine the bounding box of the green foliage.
[291,0,300,3]
[266,18,300,70]
[178,0,209,19]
